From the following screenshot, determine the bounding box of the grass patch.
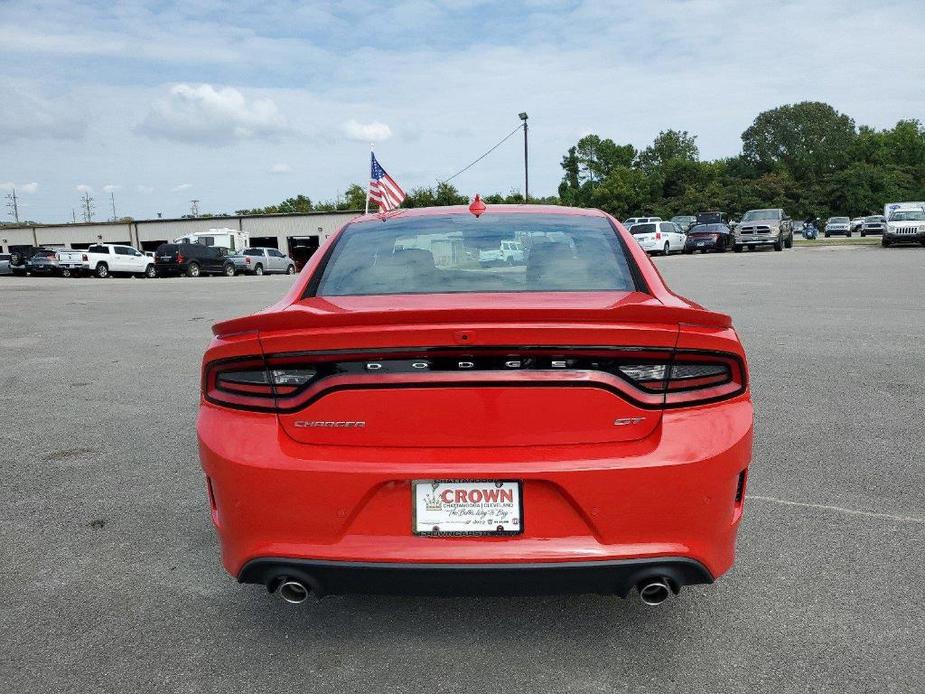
[793,237,880,246]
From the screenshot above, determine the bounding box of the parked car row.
[4,243,297,278]
[624,208,793,255]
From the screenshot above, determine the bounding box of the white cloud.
[102,184,121,193]
[136,185,155,194]
[137,83,289,145]
[0,181,39,193]
[171,183,193,192]
[76,184,94,193]
[0,82,88,141]
[269,162,292,174]
[343,119,393,143]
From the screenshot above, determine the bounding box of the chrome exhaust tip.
[638,579,671,606]
[278,579,310,604]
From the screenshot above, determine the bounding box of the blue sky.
[2,0,924,223]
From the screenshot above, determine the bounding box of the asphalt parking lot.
[2,245,923,694]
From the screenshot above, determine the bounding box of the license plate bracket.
[412,480,523,536]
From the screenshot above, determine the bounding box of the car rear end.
[685,225,725,252]
[27,249,61,275]
[198,207,753,602]
[628,222,663,253]
[57,249,89,276]
[153,244,187,276]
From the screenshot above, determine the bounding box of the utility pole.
[110,192,117,221]
[518,112,529,202]
[81,191,95,222]
[72,209,77,223]
[190,199,200,217]
[5,188,19,223]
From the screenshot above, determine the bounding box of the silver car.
[231,247,296,275]
[0,253,11,275]
[824,216,852,238]
[859,216,886,237]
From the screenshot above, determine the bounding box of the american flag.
[368,152,405,212]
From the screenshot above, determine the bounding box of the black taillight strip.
[202,347,747,412]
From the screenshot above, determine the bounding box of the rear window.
[313,213,638,296]
[630,223,656,235]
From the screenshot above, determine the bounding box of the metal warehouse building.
[0,210,361,258]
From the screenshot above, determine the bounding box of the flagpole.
[364,144,372,215]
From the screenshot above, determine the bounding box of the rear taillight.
[655,231,661,240]
[82,254,88,261]
[177,254,184,263]
[616,352,745,406]
[245,257,251,264]
[203,358,318,411]
[203,349,746,412]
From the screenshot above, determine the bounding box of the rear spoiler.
[213,301,731,338]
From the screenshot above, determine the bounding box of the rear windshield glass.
[314,213,638,296]
[630,223,656,235]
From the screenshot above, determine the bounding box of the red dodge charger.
[198,204,753,605]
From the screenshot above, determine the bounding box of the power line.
[5,188,19,223]
[81,191,95,222]
[442,123,525,185]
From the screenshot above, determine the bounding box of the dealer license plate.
[413,480,522,536]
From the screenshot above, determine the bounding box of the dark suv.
[153,243,236,278]
[9,245,50,276]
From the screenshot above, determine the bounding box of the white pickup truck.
[57,244,156,278]
[479,240,525,266]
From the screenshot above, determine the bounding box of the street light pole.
[519,112,529,202]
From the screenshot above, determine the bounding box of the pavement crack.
[746,494,925,524]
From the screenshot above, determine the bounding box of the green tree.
[402,182,468,208]
[637,130,698,171]
[559,134,636,206]
[741,101,857,181]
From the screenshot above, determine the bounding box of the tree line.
[239,101,925,221]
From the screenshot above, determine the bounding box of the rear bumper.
[238,556,713,597]
[198,398,753,588]
[685,239,721,250]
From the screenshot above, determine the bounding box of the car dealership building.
[0,210,361,258]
